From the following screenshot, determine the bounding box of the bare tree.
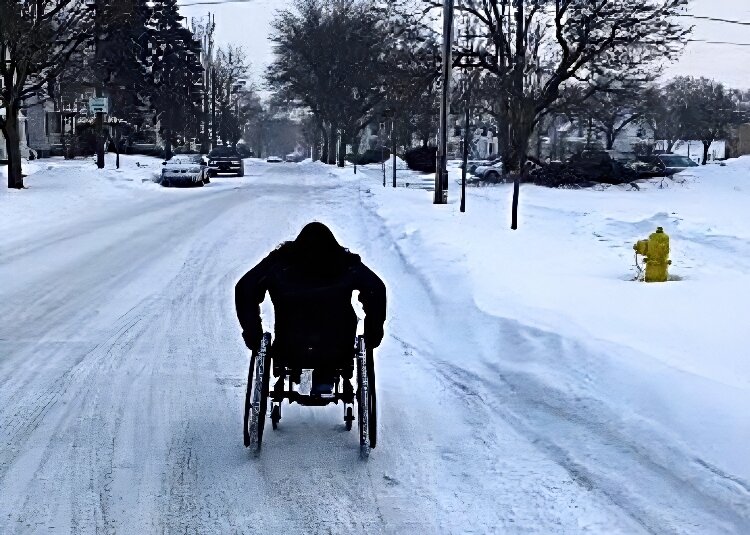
[562,82,649,151]
[268,0,433,166]
[213,45,251,147]
[399,0,689,228]
[668,77,737,165]
[0,0,92,188]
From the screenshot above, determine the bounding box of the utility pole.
[380,120,386,187]
[510,0,524,230]
[434,0,454,204]
[211,66,217,148]
[391,118,397,188]
[94,0,105,169]
[461,102,470,213]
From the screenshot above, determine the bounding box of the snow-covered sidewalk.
[354,158,750,528]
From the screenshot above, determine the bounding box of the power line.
[175,3,750,25]
[178,0,254,6]
[688,39,750,47]
[681,14,750,27]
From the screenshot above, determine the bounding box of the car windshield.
[208,147,239,158]
[660,155,695,167]
[167,154,203,164]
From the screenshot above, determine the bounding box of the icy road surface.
[1,158,747,534]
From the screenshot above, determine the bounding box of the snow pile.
[0,154,247,251]
[360,157,750,487]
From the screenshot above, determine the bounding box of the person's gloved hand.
[242,324,263,352]
[365,325,384,349]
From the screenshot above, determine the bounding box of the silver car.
[161,154,208,187]
[472,158,503,182]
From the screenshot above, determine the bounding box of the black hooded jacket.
[235,223,386,366]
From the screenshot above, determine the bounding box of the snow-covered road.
[1,159,747,533]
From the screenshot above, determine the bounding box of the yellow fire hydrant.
[634,227,671,282]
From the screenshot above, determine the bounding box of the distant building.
[23,88,108,158]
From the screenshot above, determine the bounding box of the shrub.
[404,146,437,173]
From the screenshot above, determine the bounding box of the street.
[1,159,748,534]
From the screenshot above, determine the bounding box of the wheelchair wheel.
[244,333,272,450]
[356,336,377,458]
[271,404,281,430]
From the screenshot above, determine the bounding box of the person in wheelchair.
[235,222,386,397]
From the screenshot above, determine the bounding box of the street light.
[107,116,122,169]
[435,0,455,205]
[380,121,386,187]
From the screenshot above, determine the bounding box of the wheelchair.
[243,332,377,458]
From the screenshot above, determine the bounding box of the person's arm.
[235,252,277,351]
[355,263,387,348]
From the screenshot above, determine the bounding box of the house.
[24,92,91,158]
[0,57,32,162]
[534,116,654,162]
[654,139,728,163]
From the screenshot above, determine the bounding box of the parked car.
[638,154,700,176]
[626,158,666,178]
[458,160,485,174]
[160,154,208,187]
[207,146,244,177]
[531,150,638,187]
[235,143,254,158]
[266,156,284,163]
[285,152,305,163]
[472,159,504,182]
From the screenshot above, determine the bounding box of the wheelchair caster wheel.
[271,404,281,430]
[344,406,354,431]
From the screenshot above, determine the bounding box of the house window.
[46,112,62,135]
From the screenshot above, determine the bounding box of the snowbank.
[360,157,750,485]
[0,154,249,252]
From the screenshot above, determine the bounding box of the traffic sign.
[89,97,109,114]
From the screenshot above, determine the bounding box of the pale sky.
[179,0,750,90]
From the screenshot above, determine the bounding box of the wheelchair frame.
[243,332,377,458]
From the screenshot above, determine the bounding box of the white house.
[655,139,727,164]
[0,52,32,162]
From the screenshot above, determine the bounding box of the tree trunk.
[606,126,616,151]
[352,136,360,174]
[164,129,173,161]
[509,121,532,231]
[3,106,24,189]
[337,129,346,168]
[702,141,710,165]
[328,123,336,165]
[114,128,120,169]
[95,86,105,169]
[320,125,329,163]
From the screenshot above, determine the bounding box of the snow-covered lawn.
[357,158,750,488]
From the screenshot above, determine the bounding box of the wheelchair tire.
[356,336,376,458]
[245,333,272,451]
[271,404,281,430]
[344,406,353,431]
[367,348,377,449]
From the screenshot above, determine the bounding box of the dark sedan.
[636,154,700,177]
[207,147,245,177]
